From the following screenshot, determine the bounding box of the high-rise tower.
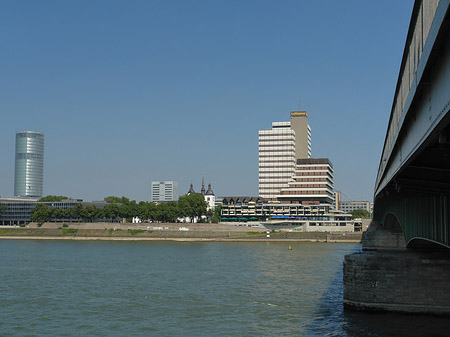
[258,122,296,201]
[258,111,311,201]
[14,131,44,198]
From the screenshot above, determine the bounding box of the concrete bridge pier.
[343,222,450,315]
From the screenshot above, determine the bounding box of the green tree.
[211,204,222,223]
[351,209,371,219]
[104,203,120,220]
[178,194,207,222]
[38,195,69,202]
[31,204,51,224]
[0,204,6,216]
[137,201,150,220]
[104,196,130,205]
[81,205,96,222]
[156,201,180,222]
[71,203,84,222]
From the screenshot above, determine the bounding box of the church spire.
[187,183,195,195]
[201,177,206,196]
[206,183,214,196]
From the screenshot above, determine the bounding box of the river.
[0,240,449,336]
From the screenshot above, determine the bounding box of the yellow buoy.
[289,245,292,250]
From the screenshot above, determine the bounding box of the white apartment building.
[258,111,311,201]
[258,122,296,201]
[151,181,178,203]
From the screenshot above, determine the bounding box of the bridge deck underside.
[375,2,450,248]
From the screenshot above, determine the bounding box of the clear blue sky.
[0,0,414,202]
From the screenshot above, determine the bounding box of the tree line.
[31,194,221,224]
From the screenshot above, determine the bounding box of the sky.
[0,0,414,202]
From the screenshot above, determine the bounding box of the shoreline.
[0,224,363,243]
[0,236,362,243]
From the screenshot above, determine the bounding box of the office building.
[14,131,44,198]
[258,111,311,201]
[277,158,334,205]
[0,197,80,226]
[258,122,296,201]
[220,196,355,232]
[339,200,371,214]
[151,181,178,202]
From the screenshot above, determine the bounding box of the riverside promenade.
[0,222,362,242]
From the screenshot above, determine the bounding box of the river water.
[1,240,449,336]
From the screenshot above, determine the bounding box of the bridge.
[344,0,450,314]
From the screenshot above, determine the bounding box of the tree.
[178,194,207,222]
[211,204,222,223]
[81,205,96,222]
[0,204,6,216]
[104,196,130,205]
[70,203,84,221]
[351,209,371,219]
[31,204,51,224]
[38,195,69,202]
[104,203,120,220]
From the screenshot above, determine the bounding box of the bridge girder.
[374,1,450,248]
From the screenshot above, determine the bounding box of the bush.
[62,228,78,235]
[129,229,145,236]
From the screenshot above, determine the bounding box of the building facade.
[258,122,296,201]
[14,131,44,198]
[151,181,178,203]
[277,158,334,205]
[0,198,81,225]
[339,200,372,214]
[220,197,355,232]
[258,111,311,201]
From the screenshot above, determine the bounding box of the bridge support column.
[343,223,450,315]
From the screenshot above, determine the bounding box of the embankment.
[0,226,362,242]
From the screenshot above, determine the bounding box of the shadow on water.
[307,246,450,337]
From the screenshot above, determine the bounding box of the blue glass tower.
[14,131,44,198]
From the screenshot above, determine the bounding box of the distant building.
[14,131,44,198]
[258,111,311,201]
[151,181,178,203]
[339,200,371,214]
[0,197,81,226]
[220,196,355,232]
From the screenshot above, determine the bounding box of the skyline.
[0,1,414,202]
